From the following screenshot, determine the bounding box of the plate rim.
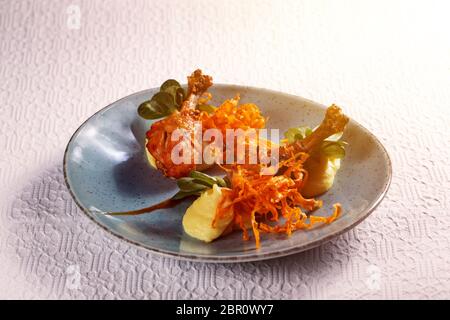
[63,84,392,263]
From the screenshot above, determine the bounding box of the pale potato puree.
[182,184,234,242]
[302,154,341,198]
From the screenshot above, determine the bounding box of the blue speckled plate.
[64,85,391,263]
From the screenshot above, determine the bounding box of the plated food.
[64,74,391,262]
[111,70,350,248]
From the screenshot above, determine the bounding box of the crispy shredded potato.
[216,153,341,248]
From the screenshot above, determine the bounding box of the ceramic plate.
[64,85,391,263]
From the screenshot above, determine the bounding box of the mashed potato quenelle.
[302,154,341,198]
[182,184,234,242]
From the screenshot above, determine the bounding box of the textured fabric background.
[0,0,449,299]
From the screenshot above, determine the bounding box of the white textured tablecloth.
[1,0,449,299]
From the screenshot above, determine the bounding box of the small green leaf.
[137,79,187,120]
[172,171,229,201]
[177,177,209,192]
[189,171,218,187]
[151,91,177,112]
[161,85,186,108]
[160,79,182,92]
[284,126,313,144]
[137,100,172,119]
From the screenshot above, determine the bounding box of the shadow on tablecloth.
[2,163,365,299]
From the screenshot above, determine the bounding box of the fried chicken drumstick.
[146,69,266,179]
[146,70,213,178]
[280,104,349,159]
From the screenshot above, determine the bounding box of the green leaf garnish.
[138,100,172,120]
[189,171,218,187]
[152,92,177,111]
[137,78,187,120]
[161,85,185,107]
[284,126,313,144]
[172,171,229,200]
[160,79,182,92]
[177,178,210,192]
